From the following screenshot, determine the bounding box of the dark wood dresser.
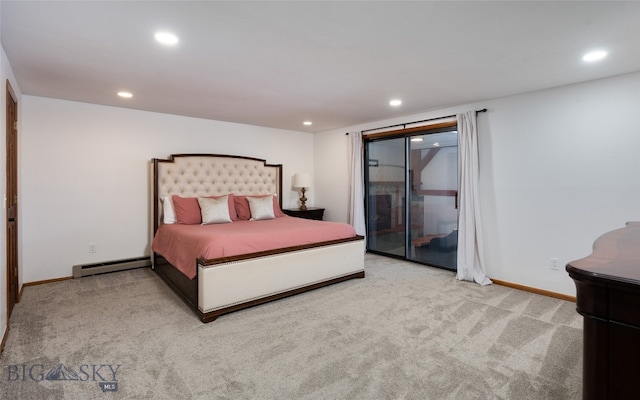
[282,207,325,221]
[566,221,640,400]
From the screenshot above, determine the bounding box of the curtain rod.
[345,108,487,135]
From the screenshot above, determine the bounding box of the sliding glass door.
[366,129,459,270]
[365,137,406,257]
[407,131,458,269]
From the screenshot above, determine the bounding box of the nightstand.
[283,207,325,221]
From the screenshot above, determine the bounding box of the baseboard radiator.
[72,256,151,278]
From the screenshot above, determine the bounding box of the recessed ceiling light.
[117,91,133,98]
[410,137,423,142]
[155,32,178,45]
[303,121,312,126]
[433,142,440,147]
[582,50,607,62]
[390,99,402,107]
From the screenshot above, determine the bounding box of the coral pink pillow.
[172,194,237,224]
[271,196,285,218]
[172,195,201,224]
[234,195,284,220]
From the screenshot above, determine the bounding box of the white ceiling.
[2,1,639,133]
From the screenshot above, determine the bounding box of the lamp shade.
[292,173,312,188]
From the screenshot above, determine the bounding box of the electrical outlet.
[89,243,96,253]
[550,257,560,271]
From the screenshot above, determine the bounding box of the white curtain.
[457,112,492,285]
[348,131,366,236]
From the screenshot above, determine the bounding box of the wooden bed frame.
[151,154,365,322]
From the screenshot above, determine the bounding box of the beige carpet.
[0,254,583,399]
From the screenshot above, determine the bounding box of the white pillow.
[197,196,232,225]
[247,195,275,221]
[161,196,176,224]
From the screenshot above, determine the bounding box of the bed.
[150,154,365,322]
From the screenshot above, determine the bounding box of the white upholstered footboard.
[198,239,364,315]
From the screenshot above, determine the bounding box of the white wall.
[315,72,640,296]
[20,97,314,282]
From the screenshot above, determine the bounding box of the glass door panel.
[366,138,406,257]
[408,131,458,270]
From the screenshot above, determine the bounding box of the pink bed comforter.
[152,216,357,279]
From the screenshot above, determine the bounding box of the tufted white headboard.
[152,154,282,232]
